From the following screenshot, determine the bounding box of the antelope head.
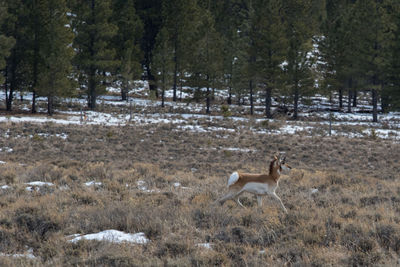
[273,154,292,175]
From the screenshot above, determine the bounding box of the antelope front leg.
[273,193,288,214]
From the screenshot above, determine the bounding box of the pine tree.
[135,0,162,98]
[243,0,258,116]
[2,0,31,111]
[256,0,287,118]
[282,0,317,120]
[318,0,347,110]
[339,1,364,114]
[223,0,260,115]
[189,1,223,114]
[36,0,74,115]
[213,0,248,106]
[70,0,118,110]
[153,27,173,107]
[357,0,394,122]
[112,0,143,101]
[385,1,400,111]
[161,0,199,102]
[23,0,49,113]
[0,1,15,87]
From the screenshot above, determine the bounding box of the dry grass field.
[0,111,400,266]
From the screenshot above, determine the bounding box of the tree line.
[1,0,400,121]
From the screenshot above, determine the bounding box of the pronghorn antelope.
[216,154,291,213]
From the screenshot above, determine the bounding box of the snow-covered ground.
[0,89,399,142]
[68,230,149,244]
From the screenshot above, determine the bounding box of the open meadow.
[0,91,400,266]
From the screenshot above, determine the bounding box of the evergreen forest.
[1,0,400,121]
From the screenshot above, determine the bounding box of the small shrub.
[192,209,211,229]
[32,134,44,142]
[71,192,99,205]
[276,241,308,265]
[348,251,381,266]
[341,224,375,253]
[240,214,253,227]
[191,251,227,266]
[375,224,400,253]
[327,174,344,185]
[106,131,114,139]
[0,230,13,251]
[14,207,60,241]
[360,196,388,207]
[370,128,378,140]
[157,240,191,258]
[221,105,232,118]
[223,150,233,157]
[1,170,16,184]
[260,120,269,129]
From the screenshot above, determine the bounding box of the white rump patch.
[228,172,239,187]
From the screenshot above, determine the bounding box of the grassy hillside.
[0,120,399,266]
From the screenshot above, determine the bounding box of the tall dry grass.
[0,120,399,266]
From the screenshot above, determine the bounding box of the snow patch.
[25,181,54,187]
[137,180,159,193]
[25,181,54,192]
[84,181,102,186]
[311,188,319,194]
[172,182,190,189]
[196,243,213,249]
[68,230,149,244]
[0,147,13,153]
[0,248,36,259]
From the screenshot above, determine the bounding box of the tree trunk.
[32,91,37,113]
[5,67,13,111]
[347,89,352,113]
[121,90,127,101]
[147,69,158,98]
[347,77,352,113]
[121,79,128,101]
[6,84,13,112]
[48,95,54,116]
[249,80,254,115]
[227,87,232,105]
[161,72,165,108]
[372,89,378,122]
[206,86,210,114]
[381,93,388,113]
[338,89,343,109]
[88,69,97,109]
[352,90,357,107]
[172,39,178,102]
[161,88,165,108]
[265,87,272,118]
[293,84,299,120]
[88,0,96,110]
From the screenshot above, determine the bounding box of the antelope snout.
[281,164,292,175]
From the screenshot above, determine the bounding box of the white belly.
[242,182,272,195]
